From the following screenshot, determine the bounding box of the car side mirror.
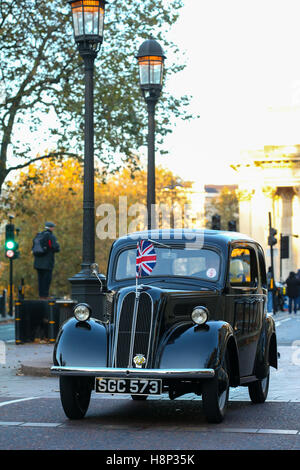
[91,263,99,276]
[90,263,103,291]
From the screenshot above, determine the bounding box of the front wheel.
[248,368,270,404]
[202,355,230,424]
[59,376,92,419]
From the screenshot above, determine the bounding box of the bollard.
[48,300,56,343]
[56,299,76,327]
[15,300,22,344]
[3,289,7,317]
[18,279,25,301]
[0,290,7,318]
[0,294,3,318]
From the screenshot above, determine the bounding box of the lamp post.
[68,0,106,317]
[136,38,165,230]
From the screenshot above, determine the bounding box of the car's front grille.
[114,291,153,368]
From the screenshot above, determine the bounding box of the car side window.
[229,246,258,287]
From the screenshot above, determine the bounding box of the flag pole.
[136,241,139,297]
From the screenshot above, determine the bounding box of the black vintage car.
[52,229,278,423]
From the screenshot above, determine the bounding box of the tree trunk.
[0,165,8,195]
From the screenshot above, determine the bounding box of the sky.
[154,0,300,185]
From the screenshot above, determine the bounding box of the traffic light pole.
[268,212,276,315]
[4,217,20,317]
[280,233,282,281]
[9,258,13,317]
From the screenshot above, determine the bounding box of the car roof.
[112,228,258,250]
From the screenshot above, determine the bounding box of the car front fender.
[53,318,108,368]
[157,321,239,379]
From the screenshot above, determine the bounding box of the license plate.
[95,377,162,395]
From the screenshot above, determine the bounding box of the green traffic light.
[5,240,15,250]
[4,222,20,260]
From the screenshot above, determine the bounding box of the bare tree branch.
[7,151,82,173]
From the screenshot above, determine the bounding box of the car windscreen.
[115,247,220,281]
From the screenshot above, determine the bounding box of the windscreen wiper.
[147,239,172,249]
[147,239,186,250]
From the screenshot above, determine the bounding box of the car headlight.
[74,303,91,322]
[191,306,208,325]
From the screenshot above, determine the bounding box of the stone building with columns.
[231,145,300,281]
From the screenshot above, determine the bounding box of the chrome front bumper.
[51,366,215,379]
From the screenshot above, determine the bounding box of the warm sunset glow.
[138,56,164,65]
[70,0,105,39]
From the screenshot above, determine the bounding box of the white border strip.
[0,397,39,408]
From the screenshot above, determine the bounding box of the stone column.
[259,186,277,274]
[277,187,295,279]
[292,186,300,277]
[236,189,255,236]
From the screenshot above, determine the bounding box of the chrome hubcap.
[218,368,229,411]
[261,376,268,393]
[218,388,228,410]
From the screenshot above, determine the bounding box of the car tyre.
[59,376,92,419]
[202,354,230,424]
[248,368,270,404]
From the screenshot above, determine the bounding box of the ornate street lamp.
[136,38,166,230]
[69,0,105,50]
[68,0,106,318]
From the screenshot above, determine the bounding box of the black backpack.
[32,231,50,256]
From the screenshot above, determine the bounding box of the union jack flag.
[136,240,157,277]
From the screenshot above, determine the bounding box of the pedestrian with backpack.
[32,222,60,299]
